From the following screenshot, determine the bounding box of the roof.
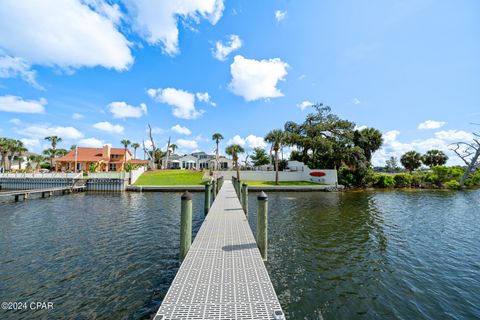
[55,147,130,162]
[129,159,149,164]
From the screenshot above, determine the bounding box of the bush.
[40,163,51,169]
[445,180,461,190]
[338,168,356,188]
[411,171,426,187]
[373,174,395,188]
[394,173,413,187]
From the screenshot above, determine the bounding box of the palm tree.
[212,133,224,170]
[131,143,140,160]
[0,138,13,171]
[7,139,19,170]
[353,128,383,164]
[265,129,286,185]
[29,154,45,172]
[45,136,63,170]
[14,140,28,170]
[169,143,177,155]
[422,150,448,168]
[225,144,245,180]
[120,139,131,170]
[400,151,422,172]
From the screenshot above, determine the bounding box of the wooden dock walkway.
[155,180,284,320]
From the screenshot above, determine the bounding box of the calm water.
[1,190,479,319]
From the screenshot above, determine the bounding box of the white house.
[0,152,39,171]
[161,152,233,170]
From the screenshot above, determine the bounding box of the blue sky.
[0,0,479,165]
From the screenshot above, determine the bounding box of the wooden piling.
[241,183,248,217]
[257,191,268,261]
[212,179,217,200]
[204,182,211,215]
[180,191,193,263]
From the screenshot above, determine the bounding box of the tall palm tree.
[131,143,140,160]
[169,143,177,155]
[0,137,12,171]
[120,139,131,170]
[7,139,20,170]
[265,129,286,185]
[353,127,383,164]
[225,144,245,180]
[14,140,28,170]
[29,154,45,172]
[45,136,63,170]
[212,133,224,170]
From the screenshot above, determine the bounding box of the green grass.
[134,170,207,186]
[243,180,322,186]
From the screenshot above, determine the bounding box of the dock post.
[257,191,268,261]
[212,179,217,200]
[204,182,211,215]
[242,183,248,217]
[180,191,193,263]
[24,193,29,200]
[42,192,46,198]
[14,195,19,202]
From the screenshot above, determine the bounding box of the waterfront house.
[0,151,41,171]
[161,151,233,170]
[54,145,148,172]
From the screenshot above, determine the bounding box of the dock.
[0,185,86,202]
[154,180,284,320]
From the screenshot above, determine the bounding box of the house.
[0,152,40,171]
[161,152,233,170]
[54,145,148,172]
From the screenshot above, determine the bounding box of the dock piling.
[180,191,193,263]
[257,191,268,261]
[204,182,211,215]
[242,183,248,217]
[212,179,217,200]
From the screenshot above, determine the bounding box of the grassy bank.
[243,180,321,186]
[134,170,207,186]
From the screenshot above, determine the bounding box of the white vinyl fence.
[0,172,82,179]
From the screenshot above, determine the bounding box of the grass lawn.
[243,180,322,186]
[134,170,207,186]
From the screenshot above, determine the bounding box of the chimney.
[102,145,111,159]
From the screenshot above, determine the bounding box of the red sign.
[309,171,326,177]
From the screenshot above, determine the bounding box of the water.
[1,190,479,319]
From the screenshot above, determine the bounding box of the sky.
[0,0,479,166]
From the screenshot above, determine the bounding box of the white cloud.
[72,113,84,120]
[147,127,165,135]
[0,95,46,113]
[0,55,42,89]
[229,55,289,101]
[417,120,446,130]
[0,0,132,71]
[196,92,216,106]
[355,125,368,131]
[275,10,287,22]
[147,87,203,119]
[245,135,267,149]
[212,34,242,61]
[93,121,124,134]
[19,124,84,140]
[176,138,198,149]
[20,138,39,148]
[383,130,400,144]
[352,98,361,105]
[226,134,266,149]
[171,124,191,135]
[83,0,123,25]
[78,137,104,147]
[297,100,313,110]
[434,130,472,141]
[126,0,225,56]
[8,118,22,125]
[107,101,147,118]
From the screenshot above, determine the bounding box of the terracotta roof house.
[54,145,148,172]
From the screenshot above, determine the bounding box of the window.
[109,163,117,171]
[111,154,120,159]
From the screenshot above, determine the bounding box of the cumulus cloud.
[107,101,147,118]
[275,10,287,22]
[417,120,446,130]
[212,34,242,61]
[196,92,216,106]
[20,138,39,148]
[72,113,84,120]
[93,121,124,134]
[78,137,104,147]
[0,55,43,89]
[8,118,22,125]
[19,124,84,140]
[229,55,289,101]
[176,138,198,149]
[171,124,191,135]
[0,0,132,71]
[297,100,314,110]
[352,98,361,105]
[126,0,225,56]
[0,95,46,113]
[227,134,266,149]
[147,87,203,119]
[434,130,472,141]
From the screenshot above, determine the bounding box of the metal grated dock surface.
[154,180,284,320]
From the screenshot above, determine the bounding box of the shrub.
[431,166,450,182]
[338,168,356,187]
[411,171,426,186]
[445,180,461,190]
[394,173,413,187]
[373,174,395,188]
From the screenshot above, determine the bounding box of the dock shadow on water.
[222,243,257,252]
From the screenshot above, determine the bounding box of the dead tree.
[164,137,171,170]
[451,132,480,189]
[147,124,157,170]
